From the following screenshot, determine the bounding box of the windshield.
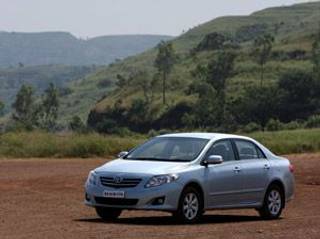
[125,137,209,162]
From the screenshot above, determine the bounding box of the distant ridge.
[0,31,173,67]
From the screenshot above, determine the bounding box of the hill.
[0,65,96,114]
[65,1,320,130]
[0,32,173,67]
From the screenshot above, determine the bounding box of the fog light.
[151,196,165,205]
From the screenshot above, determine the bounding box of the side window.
[206,140,235,162]
[235,140,261,160]
[256,146,266,159]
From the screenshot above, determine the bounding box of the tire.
[258,184,284,220]
[95,207,122,221]
[173,186,204,223]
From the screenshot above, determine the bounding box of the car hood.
[94,159,190,176]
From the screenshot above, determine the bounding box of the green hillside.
[66,1,320,130]
[0,32,173,120]
[0,65,96,114]
[0,32,173,67]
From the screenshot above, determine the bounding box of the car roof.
[157,132,252,141]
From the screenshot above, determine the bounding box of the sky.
[0,0,315,38]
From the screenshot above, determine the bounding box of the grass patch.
[0,132,144,158]
[248,128,320,155]
[0,128,320,158]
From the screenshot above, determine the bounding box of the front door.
[204,140,244,207]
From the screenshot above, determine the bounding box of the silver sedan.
[85,133,295,223]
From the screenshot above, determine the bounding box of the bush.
[112,127,134,137]
[147,129,158,138]
[69,116,87,133]
[158,129,172,135]
[97,79,112,88]
[305,115,320,128]
[265,119,284,131]
[195,32,228,52]
[96,119,117,134]
[282,121,303,130]
[242,122,262,133]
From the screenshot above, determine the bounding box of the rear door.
[233,139,271,204]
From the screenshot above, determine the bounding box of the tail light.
[289,164,294,173]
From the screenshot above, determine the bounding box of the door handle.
[264,164,270,170]
[233,166,241,173]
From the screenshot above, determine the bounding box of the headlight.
[86,171,98,186]
[145,174,179,188]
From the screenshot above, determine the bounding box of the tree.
[186,50,236,128]
[39,83,59,130]
[130,70,154,104]
[278,70,317,121]
[0,101,4,116]
[116,74,127,88]
[127,98,149,130]
[195,32,227,52]
[190,65,208,82]
[206,50,236,124]
[312,24,320,79]
[69,116,86,133]
[231,85,281,127]
[253,34,274,86]
[12,85,35,129]
[207,50,236,95]
[154,41,177,105]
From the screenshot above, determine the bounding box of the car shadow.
[75,214,265,226]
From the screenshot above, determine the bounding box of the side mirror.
[202,155,223,166]
[118,151,128,158]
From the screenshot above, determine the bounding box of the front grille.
[95,197,138,206]
[100,177,142,188]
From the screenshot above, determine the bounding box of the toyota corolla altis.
[85,133,294,223]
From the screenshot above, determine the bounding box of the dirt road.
[1,154,320,239]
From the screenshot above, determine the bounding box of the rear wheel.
[95,207,122,221]
[173,186,204,223]
[259,184,284,219]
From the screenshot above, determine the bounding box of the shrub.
[147,129,158,138]
[69,116,87,133]
[97,79,112,88]
[265,119,284,131]
[112,127,134,137]
[195,32,228,52]
[96,119,117,134]
[305,115,320,128]
[235,24,268,43]
[282,121,303,130]
[158,129,172,135]
[242,122,262,133]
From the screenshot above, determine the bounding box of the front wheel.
[173,186,204,223]
[258,185,284,220]
[95,207,122,221]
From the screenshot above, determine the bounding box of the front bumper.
[84,181,183,211]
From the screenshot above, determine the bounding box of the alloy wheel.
[183,192,199,220]
[267,190,282,216]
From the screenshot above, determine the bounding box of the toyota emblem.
[114,176,122,184]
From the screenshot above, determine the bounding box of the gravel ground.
[1,154,320,239]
